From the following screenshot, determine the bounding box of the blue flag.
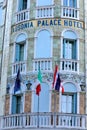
[53,65,61,91]
[55,73,61,91]
[14,69,21,94]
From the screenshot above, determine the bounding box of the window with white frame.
[15,34,26,62]
[61,82,77,114]
[12,95,23,114]
[33,83,50,112]
[35,30,51,58]
[63,39,77,59]
[34,29,52,71]
[61,30,78,72]
[62,0,78,18]
[13,34,27,74]
[63,0,77,7]
[62,31,77,60]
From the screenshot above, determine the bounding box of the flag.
[60,85,64,94]
[53,65,62,91]
[36,69,42,96]
[53,65,64,93]
[14,68,21,94]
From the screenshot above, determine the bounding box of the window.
[63,0,77,7]
[61,30,78,71]
[35,30,51,58]
[18,0,27,11]
[15,34,26,62]
[63,39,77,59]
[62,0,78,18]
[34,30,52,71]
[13,34,27,74]
[15,42,25,61]
[37,0,52,6]
[12,95,23,114]
[61,82,77,114]
[62,30,77,60]
[33,83,49,112]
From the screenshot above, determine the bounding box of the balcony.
[36,5,54,18]
[61,6,79,19]
[0,113,86,130]
[33,58,52,72]
[12,61,27,75]
[60,59,79,72]
[16,9,30,23]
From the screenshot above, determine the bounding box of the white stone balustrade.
[0,113,86,129]
[12,61,26,75]
[62,6,79,19]
[60,59,79,72]
[16,9,30,23]
[33,58,52,71]
[36,5,54,18]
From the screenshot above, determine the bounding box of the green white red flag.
[36,69,42,96]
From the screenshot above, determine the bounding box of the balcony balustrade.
[36,5,54,18]
[0,113,86,129]
[12,61,26,75]
[62,6,79,19]
[33,58,52,71]
[16,9,30,23]
[60,59,79,72]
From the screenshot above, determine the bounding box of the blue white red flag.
[53,65,64,93]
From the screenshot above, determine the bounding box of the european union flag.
[14,69,21,94]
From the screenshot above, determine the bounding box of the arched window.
[33,83,49,112]
[34,30,52,71]
[37,0,52,6]
[35,30,51,58]
[61,30,78,72]
[61,82,77,114]
[15,33,26,62]
[62,30,77,59]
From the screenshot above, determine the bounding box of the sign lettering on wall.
[12,18,84,33]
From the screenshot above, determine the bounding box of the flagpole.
[37,95,39,128]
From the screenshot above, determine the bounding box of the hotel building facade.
[0,0,87,129]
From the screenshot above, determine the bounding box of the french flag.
[53,65,64,93]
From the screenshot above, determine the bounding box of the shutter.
[63,39,65,58]
[20,96,23,113]
[12,96,17,114]
[65,40,68,58]
[15,44,20,61]
[18,0,23,11]
[23,0,27,10]
[16,96,21,113]
[74,0,77,8]
[72,93,77,113]
[20,44,24,61]
[72,40,76,59]
[68,42,72,59]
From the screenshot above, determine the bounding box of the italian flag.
[36,69,42,96]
